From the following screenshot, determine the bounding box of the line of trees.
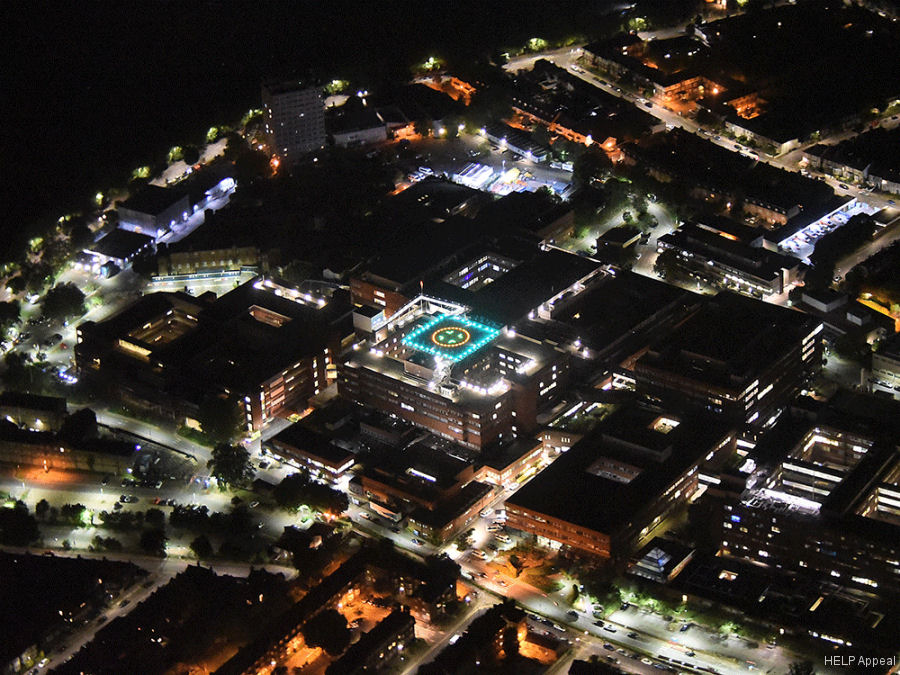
[273,472,349,516]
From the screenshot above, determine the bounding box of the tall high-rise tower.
[261,80,326,163]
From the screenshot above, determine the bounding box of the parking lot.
[779,200,876,259]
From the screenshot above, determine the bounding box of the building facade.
[262,81,326,163]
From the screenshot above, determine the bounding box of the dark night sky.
[0,0,628,259]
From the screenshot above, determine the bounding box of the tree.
[414,118,434,137]
[140,528,167,556]
[207,443,255,489]
[60,503,88,526]
[92,535,122,552]
[573,147,611,185]
[509,554,526,577]
[273,472,348,515]
[789,662,815,675]
[653,248,682,280]
[0,300,20,333]
[182,145,201,165]
[196,394,243,444]
[7,275,26,295]
[190,534,214,559]
[35,498,50,520]
[42,283,86,321]
[0,501,40,546]
[273,472,312,511]
[234,149,271,183]
[301,609,351,655]
[145,508,166,529]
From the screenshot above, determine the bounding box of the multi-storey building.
[869,332,900,399]
[656,222,804,298]
[702,423,900,594]
[76,277,352,432]
[261,80,326,163]
[506,404,735,560]
[117,185,190,240]
[632,292,823,430]
[339,295,569,450]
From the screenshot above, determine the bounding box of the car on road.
[686,651,696,657]
[119,599,130,607]
[839,183,849,189]
[603,643,615,650]
[620,602,630,610]
[603,625,617,633]
[249,500,259,508]
[628,632,639,639]
[119,495,138,503]
[644,101,653,108]
[412,538,423,546]
[594,620,604,627]
[680,623,690,631]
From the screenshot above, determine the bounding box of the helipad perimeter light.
[402,314,500,363]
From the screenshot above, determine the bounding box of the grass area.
[521,564,564,593]
[176,425,214,448]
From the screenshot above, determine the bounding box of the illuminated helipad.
[402,314,500,363]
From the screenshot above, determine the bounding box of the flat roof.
[508,404,731,537]
[269,423,354,467]
[0,391,66,413]
[635,291,817,390]
[88,228,155,259]
[478,436,542,472]
[119,185,188,216]
[363,441,472,500]
[547,270,693,356]
[466,249,601,326]
[660,223,802,281]
[327,96,385,135]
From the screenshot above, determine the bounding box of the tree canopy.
[196,394,243,444]
[42,282,86,321]
[274,472,348,515]
[190,534,214,559]
[301,609,351,655]
[207,443,255,489]
[0,501,40,546]
[0,300,20,333]
[139,527,167,556]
